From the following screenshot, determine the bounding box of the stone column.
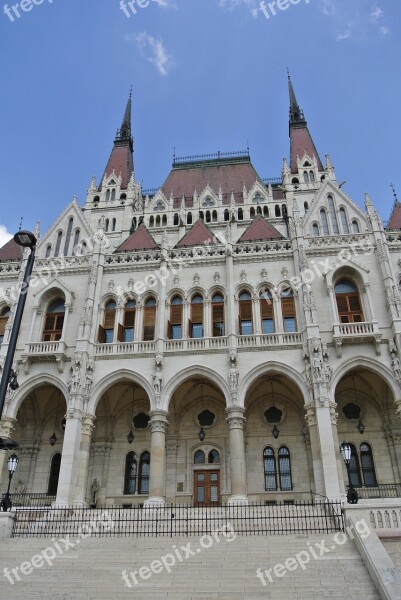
[0,417,17,488]
[55,407,84,507]
[226,407,248,505]
[73,413,96,506]
[144,410,169,507]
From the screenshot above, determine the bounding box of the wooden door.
[194,470,220,506]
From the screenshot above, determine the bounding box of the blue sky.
[0,0,400,245]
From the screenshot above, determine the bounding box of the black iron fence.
[1,493,55,508]
[12,501,344,538]
[349,483,401,500]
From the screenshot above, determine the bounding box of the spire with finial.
[288,68,306,127]
[116,87,133,147]
[390,184,399,206]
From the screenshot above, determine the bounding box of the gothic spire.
[288,69,306,127]
[115,88,133,151]
[101,90,134,190]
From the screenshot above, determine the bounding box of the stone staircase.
[0,533,381,599]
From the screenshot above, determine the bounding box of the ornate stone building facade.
[0,78,400,508]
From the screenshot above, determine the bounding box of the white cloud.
[218,0,260,17]
[0,225,12,248]
[336,29,352,42]
[379,25,389,36]
[126,32,173,77]
[320,0,336,17]
[369,6,383,22]
[319,1,389,41]
[152,0,177,8]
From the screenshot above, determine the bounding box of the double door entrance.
[194,470,220,506]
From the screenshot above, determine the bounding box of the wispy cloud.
[319,1,389,41]
[218,0,259,18]
[0,225,13,248]
[125,32,173,76]
[153,0,177,8]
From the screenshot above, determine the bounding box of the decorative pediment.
[33,276,75,308]
[37,198,92,254]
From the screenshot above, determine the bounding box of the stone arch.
[5,374,68,420]
[88,369,154,415]
[239,361,309,408]
[161,365,230,411]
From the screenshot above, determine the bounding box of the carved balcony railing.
[333,321,382,357]
[165,337,229,352]
[21,341,68,373]
[348,484,401,500]
[95,341,156,358]
[238,332,303,349]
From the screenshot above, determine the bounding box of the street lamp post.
[340,442,358,504]
[0,230,37,451]
[1,453,19,511]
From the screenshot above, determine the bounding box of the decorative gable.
[175,219,217,248]
[117,223,159,252]
[237,216,282,242]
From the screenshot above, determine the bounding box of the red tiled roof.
[0,238,23,261]
[117,224,158,252]
[176,219,217,248]
[102,144,134,190]
[290,126,323,174]
[388,203,401,230]
[162,161,262,208]
[237,216,282,242]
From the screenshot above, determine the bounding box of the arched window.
[328,195,339,234]
[105,219,109,232]
[162,215,167,227]
[190,295,204,338]
[260,290,274,334]
[48,453,61,496]
[263,447,277,491]
[292,177,299,186]
[349,444,362,487]
[199,211,204,221]
[250,207,255,219]
[320,209,329,235]
[339,208,349,234]
[156,215,161,227]
[121,299,136,342]
[309,171,315,183]
[312,223,320,237]
[257,205,262,215]
[72,229,80,255]
[112,218,116,232]
[238,208,243,221]
[206,210,211,223]
[281,288,297,332]
[43,298,65,342]
[224,209,230,222]
[304,201,309,212]
[0,306,11,346]
[120,193,127,202]
[174,213,179,226]
[352,220,360,233]
[303,171,309,183]
[275,205,281,217]
[143,297,157,341]
[212,210,217,222]
[208,450,220,464]
[211,293,225,337]
[360,443,377,487]
[169,295,183,339]
[93,195,100,204]
[138,451,150,494]
[263,206,269,218]
[149,216,154,228]
[45,244,52,258]
[194,450,205,464]
[278,446,292,491]
[54,231,63,257]
[99,300,116,343]
[282,204,287,217]
[187,212,192,225]
[111,189,116,202]
[124,451,137,494]
[335,280,363,323]
[106,189,111,202]
[63,217,74,256]
[239,291,253,335]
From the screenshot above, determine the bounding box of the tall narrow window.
[105,219,109,232]
[309,171,315,183]
[335,280,363,323]
[211,293,225,337]
[43,298,65,341]
[190,295,204,338]
[281,288,297,332]
[320,209,329,235]
[239,291,253,335]
[263,206,269,218]
[303,171,309,183]
[349,444,362,487]
[263,447,277,491]
[63,217,74,256]
[328,195,339,234]
[260,290,274,334]
[0,306,10,346]
[339,208,350,234]
[174,213,179,226]
[111,189,116,202]
[187,212,192,225]
[143,297,157,341]
[149,216,154,228]
[312,223,320,237]
[138,451,150,494]
[162,215,167,227]
[278,446,292,491]
[206,210,211,223]
[47,453,61,496]
[250,207,255,219]
[238,208,243,221]
[106,189,111,202]
[99,300,116,343]
[212,210,217,222]
[224,209,230,222]
[360,443,377,487]
[124,451,137,494]
[72,229,80,254]
[275,205,281,217]
[112,218,116,232]
[169,296,183,339]
[194,450,206,464]
[119,300,136,342]
[156,215,161,227]
[54,231,63,257]
[352,220,360,233]
[45,244,52,258]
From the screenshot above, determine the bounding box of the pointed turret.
[100,91,134,190]
[287,71,323,174]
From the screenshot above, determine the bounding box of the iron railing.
[348,483,401,500]
[1,493,55,508]
[12,501,344,538]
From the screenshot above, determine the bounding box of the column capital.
[226,406,246,429]
[149,410,169,433]
[81,413,96,436]
[0,416,17,438]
